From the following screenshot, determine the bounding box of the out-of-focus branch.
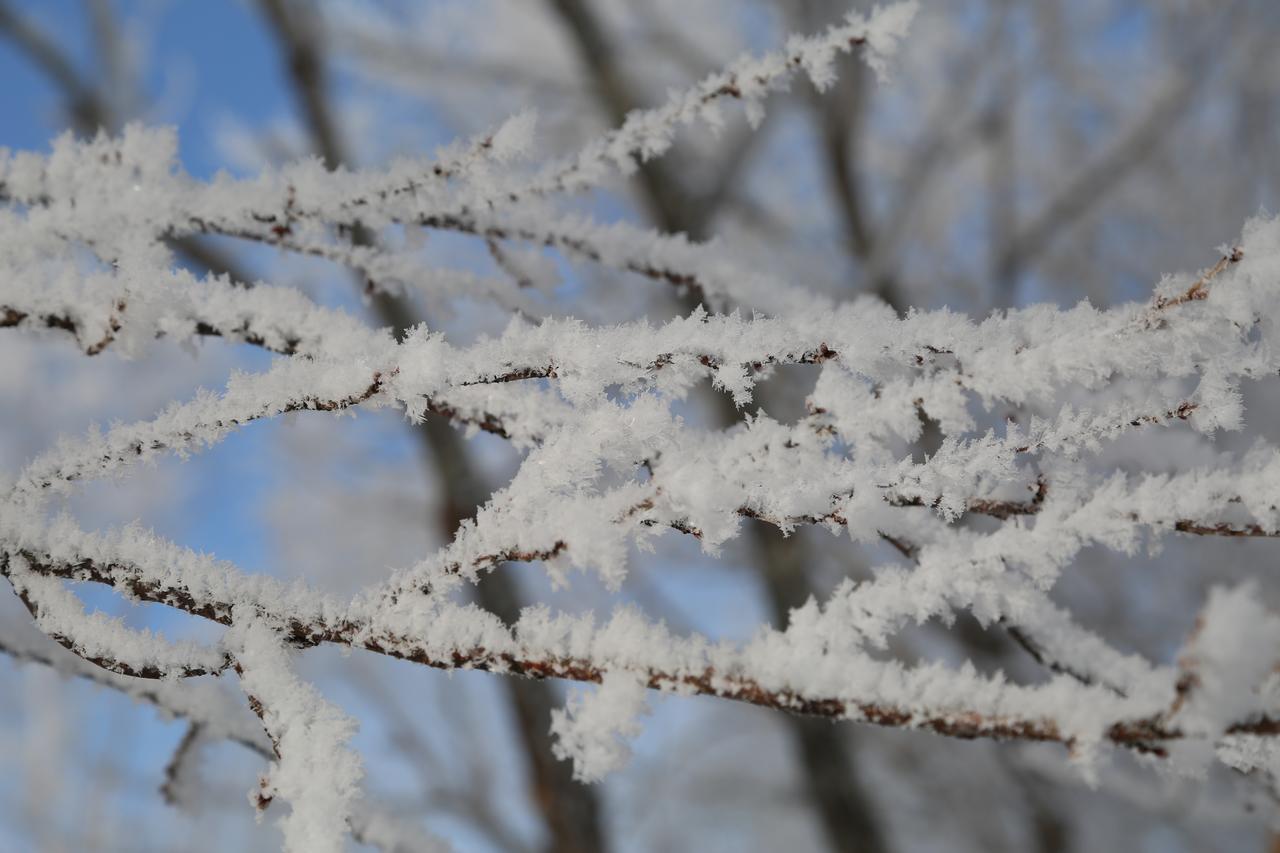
[546,0,697,238]
[160,722,210,808]
[347,662,533,853]
[86,0,130,121]
[0,0,105,131]
[256,0,346,171]
[986,69,1018,304]
[992,69,1201,304]
[808,45,905,314]
[794,0,912,313]
[863,8,1006,299]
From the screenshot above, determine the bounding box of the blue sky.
[0,1,289,175]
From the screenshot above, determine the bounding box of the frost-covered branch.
[8,529,1280,769]
[8,3,1280,846]
[515,2,919,199]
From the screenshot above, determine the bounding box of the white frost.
[550,669,651,783]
